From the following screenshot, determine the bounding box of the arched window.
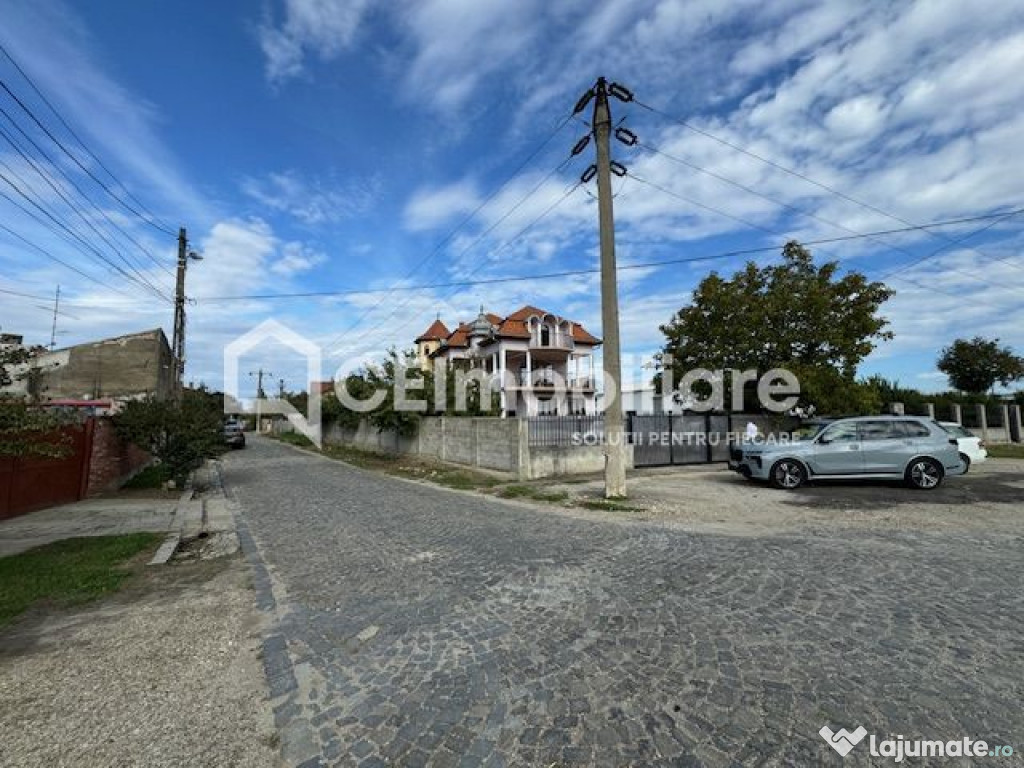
[540,325,551,346]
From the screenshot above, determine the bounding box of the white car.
[939,421,987,472]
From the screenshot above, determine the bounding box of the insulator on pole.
[610,161,627,177]
[608,82,633,102]
[614,127,638,146]
[573,88,595,114]
[571,135,591,156]
[581,165,597,183]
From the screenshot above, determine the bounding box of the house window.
[540,325,551,346]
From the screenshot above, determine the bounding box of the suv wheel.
[770,459,806,490]
[959,452,971,474]
[906,458,943,490]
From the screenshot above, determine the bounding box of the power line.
[0,105,173,278]
[0,285,48,300]
[877,208,1024,280]
[0,115,174,297]
[0,188,158,300]
[322,140,579,354]
[0,77,177,237]
[624,171,781,236]
[0,40,175,235]
[367,179,585,351]
[197,207,1024,303]
[634,98,1022,276]
[629,142,1024,295]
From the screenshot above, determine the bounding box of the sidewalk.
[0,497,178,559]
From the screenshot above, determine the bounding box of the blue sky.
[1,0,1023,398]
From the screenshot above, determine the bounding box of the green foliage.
[0,399,76,458]
[0,533,161,626]
[324,349,501,437]
[274,431,315,448]
[113,389,224,486]
[121,463,172,490]
[987,444,1024,459]
[937,337,1024,394]
[659,241,894,415]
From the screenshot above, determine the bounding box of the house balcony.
[496,372,594,391]
[529,336,574,351]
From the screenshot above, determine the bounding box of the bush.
[113,389,223,487]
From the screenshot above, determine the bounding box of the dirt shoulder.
[0,554,280,768]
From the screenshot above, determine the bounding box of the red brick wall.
[86,417,151,496]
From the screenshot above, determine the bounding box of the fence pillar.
[1009,405,1023,443]
[950,403,962,424]
[999,405,1010,444]
[889,402,905,415]
[440,416,447,462]
[976,404,988,444]
[925,403,935,419]
[516,418,531,480]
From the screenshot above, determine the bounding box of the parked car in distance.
[224,420,246,449]
[938,421,987,472]
[729,415,963,490]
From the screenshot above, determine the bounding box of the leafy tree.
[0,344,73,457]
[937,337,1024,395]
[113,388,224,486]
[658,241,893,414]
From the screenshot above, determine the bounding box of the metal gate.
[0,422,91,520]
[629,413,732,467]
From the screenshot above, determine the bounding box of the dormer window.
[540,325,551,346]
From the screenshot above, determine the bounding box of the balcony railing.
[530,335,574,350]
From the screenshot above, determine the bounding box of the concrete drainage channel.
[149,461,240,565]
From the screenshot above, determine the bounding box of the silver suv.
[729,416,964,490]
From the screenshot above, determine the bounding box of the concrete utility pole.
[171,227,202,399]
[591,77,628,498]
[249,368,272,432]
[278,378,286,400]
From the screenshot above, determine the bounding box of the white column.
[499,347,507,416]
[526,349,532,382]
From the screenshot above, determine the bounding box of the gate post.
[667,412,674,465]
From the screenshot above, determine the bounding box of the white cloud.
[259,0,370,83]
[402,179,482,232]
[241,170,380,225]
[271,242,327,276]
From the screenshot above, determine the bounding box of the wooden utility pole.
[171,227,187,398]
[171,227,202,400]
[592,77,627,498]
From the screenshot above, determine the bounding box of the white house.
[415,305,601,417]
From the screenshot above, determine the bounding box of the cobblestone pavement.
[227,438,1024,767]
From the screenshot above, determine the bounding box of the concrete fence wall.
[316,416,629,480]
[888,402,1022,443]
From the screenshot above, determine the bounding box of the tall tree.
[658,242,894,414]
[937,337,1024,394]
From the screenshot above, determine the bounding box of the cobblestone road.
[227,438,1023,767]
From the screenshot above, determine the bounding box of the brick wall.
[85,417,151,496]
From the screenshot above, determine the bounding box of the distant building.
[415,305,601,417]
[0,328,175,402]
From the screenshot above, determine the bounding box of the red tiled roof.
[429,305,601,352]
[415,318,451,342]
